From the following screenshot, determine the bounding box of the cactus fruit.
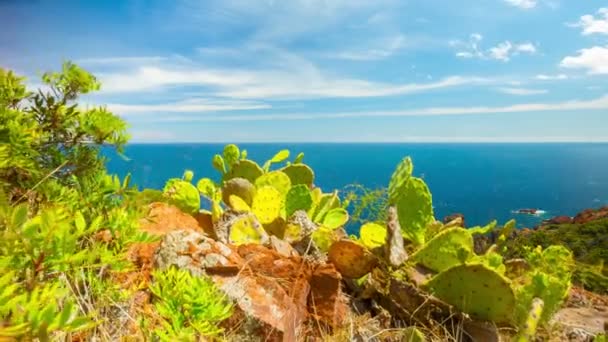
[281,164,315,187]
[223,144,240,168]
[395,177,434,246]
[411,228,474,273]
[515,298,544,342]
[224,159,264,183]
[322,208,349,229]
[229,215,269,246]
[254,171,292,196]
[182,170,194,182]
[359,222,387,250]
[221,177,256,206]
[163,179,201,214]
[212,154,226,174]
[388,157,413,204]
[228,195,251,212]
[424,263,516,324]
[328,240,377,279]
[251,186,283,224]
[285,184,313,217]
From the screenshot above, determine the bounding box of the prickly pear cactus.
[388,157,413,204]
[281,164,314,187]
[311,226,336,253]
[263,149,290,171]
[294,152,304,164]
[229,215,269,245]
[285,184,313,217]
[515,298,544,342]
[468,220,497,235]
[395,177,434,246]
[424,263,516,324]
[163,178,200,214]
[254,171,291,196]
[228,195,251,212]
[328,240,377,279]
[411,228,474,273]
[224,159,264,183]
[313,191,340,223]
[222,177,256,206]
[196,178,217,199]
[359,222,387,250]
[251,186,283,224]
[212,154,226,174]
[322,208,349,229]
[223,144,240,169]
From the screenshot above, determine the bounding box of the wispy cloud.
[535,74,568,80]
[453,34,537,62]
[103,99,270,116]
[76,56,169,65]
[504,0,537,10]
[327,34,406,61]
[138,94,608,122]
[567,8,608,36]
[497,87,548,95]
[561,46,608,74]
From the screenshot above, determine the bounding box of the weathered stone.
[385,206,408,267]
[308,263,348,328]
[139,202,203,236]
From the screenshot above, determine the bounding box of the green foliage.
[342,184,388,224]
[285,184,313,217]
[163,177,200,214]
[223,144,240,169]
[359,222,387,249]
[411,228,474,273]
[251,186,283,224]
[224,159,264,183]
[388,157,413,205]
[149,267,233,340]
[263,149,290,171]
[255,171,292,196]
[221,177,255,207]
[281,163,315,187]
[323,208,349,229]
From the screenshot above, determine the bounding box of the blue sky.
[1,0,607,142]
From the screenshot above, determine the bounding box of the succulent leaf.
[359,222,387,250]
[254,171,291,196]
[224,159,264,184]
[411,228,473,273]
[322,208,349,229]
[388,157,413,204]
[251,186,283,224]
[395,177,434,246]
[281,164,314,187]
[285,184,313,217]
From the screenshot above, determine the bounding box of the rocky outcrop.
[572,206,608,224]
[443,213,465,227]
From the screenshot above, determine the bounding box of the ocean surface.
[104,143,608,229]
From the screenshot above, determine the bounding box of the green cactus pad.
[411,228,473,273]
[284,222,304,243]
[163,179,201,214]
[229,215,268,245]
[401,327,426,342]
[212,154,226,174]
[396,177,434,246]
[313,191,340,223]
[388,157,413,204]
[182,170,194,182]
[328,240,377,279]
[221,177,256,206]
[281,164,315,187]
[196,178,217,199]
[252,186,283,224]
[359,222,387,250]
[311,226,336,253]
[294,152,304,164]
[223,144,240,168]
[285,184,313,217]
[307,187,323,217]
[468,220,497,235]
[224,159,264,183]
[254,171,292,196]
[424,264,516,324]
[323,208,349,229]
[228,195,251,212]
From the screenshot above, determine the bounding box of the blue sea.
[104,143,608,229]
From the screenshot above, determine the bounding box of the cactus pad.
[163,179,200,214]
[284,222,304,243]
[223,144,240,168]
[328,240,377,279]
[311,226,336,253]
[359,222,387,250]
[468,220,497,235]
[254,171,292,196]
[229,215,269,245]
[294,152,304,164]
[196,178,217,199]
[323,208,349,229]
[424,264,516,324]
[313,192,340,223]
[224,159,264,183]
[251,186,283,224]
[411,228,473,273]
[395,177,434,246]
[281,164,314,187]
[229,195,251,212]
[285,184,313,217]
[401,327,426,342]
[388,157,413,204]
[212,154,226,174]
[222,177,256,206]
[182,170,194,182]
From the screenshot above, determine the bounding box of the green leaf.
[74,211,86,232]
[323,208,349,229]
[11,204,28,227]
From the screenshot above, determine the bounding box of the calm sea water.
[104,143,608,229]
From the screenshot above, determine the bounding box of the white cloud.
[568,8,608,36]
[504,0,537,9]
[497,87,548,95]
[535,74,568,80]
[329,34,406,61]
[103,99,270,116]
[560,46,608,74]
[141,94,608,122]
[76,56,168,65]
[454,35,537,62]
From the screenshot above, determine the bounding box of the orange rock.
[139,202,203,236]
[308,263,348,328]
